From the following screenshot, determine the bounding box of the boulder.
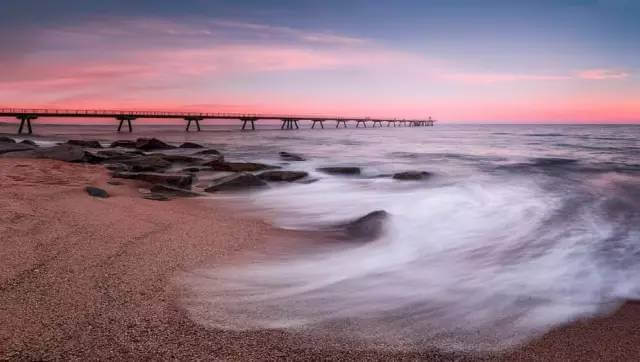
[199,155,225,166]
[0,136,16,143]
[119,155,171,172]
[104,163,129,172]
[0,142,36,155]
[179,142,204,149]
[279,151,305,161]
[317,167,361,175]
[1,144,86,162]
[195,149,221,155]
[204,172,267,192]
[207,161,278,172]
[150,184,201,197]
[135,138,175,151]
[343,210,389,240]
[67,140,102,148]
[392,171,432,180]
[85,186,109,198]
[143,194,170,201]
[258,170,308,182]
[182,167,205,173]
[113,172,193,188]
[110,140,137,148]
[158,154,203,164]
[96,150,137,160]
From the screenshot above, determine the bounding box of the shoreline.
[1,156,640,359]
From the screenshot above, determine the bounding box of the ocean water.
[4,122,640,350]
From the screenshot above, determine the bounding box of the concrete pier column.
[17,115,37,135]
[241,118,257,130]
[185,117,203,132]
[116,116,135,132]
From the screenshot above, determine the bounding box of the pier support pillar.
[372,120,382,128]
[335,120,348,128]
[116,117,135,132]
[356,120,367,128]
[280,119,299,130]
[311,120,325,129]
[17,115,36,135]
[185,117,203,132]
[241,118,257,130]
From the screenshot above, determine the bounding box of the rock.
[182,167,205,173]
[258,170,308,182]
[20,140,37,146]
[113,172,193,188]
[150,184,201,197]
[135,138,175,151]
[85,186,109,198]
[96,150,136,160]
[110,140,137,148]
[143,194,170,201]
[179,142,204,149]
[392,171,432,180]
[104,163,129,172]
[107,180,123,185]
[195,149,221,155]
[2,144,86,162]
[204,172,267,192]
[279,151,305,161]
[138,188,152,195]
[119,155,171,172]
[207,161,278,172]
[158,154,203,163]
[199,155,225,166]
[0,142,36,155]
[343,210,389,240]
[67,140,102,148]
[0,136,16,143]
[317,167,361,175]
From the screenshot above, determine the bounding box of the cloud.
[442,72,571,84]
[577,68,630,80]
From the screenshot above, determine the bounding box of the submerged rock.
[204,172,267,192]
[135,138,175,151]
[150,184,201,197]
[279,151,305,161]
[67,140,102,148]
[207,161,277,172]
[85,186,109,198]
[392,171,432,180]
[342,210,389,241]
[109,140,137,148]
[258,170,308,182]
[158,154,203,164]
[113,172,193,188]
[0,136,16,143]
[179,142,204,149]
[317,166,361,175]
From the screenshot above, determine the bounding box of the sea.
[3,121,639,350]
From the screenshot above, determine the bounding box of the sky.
[1,0,639,123]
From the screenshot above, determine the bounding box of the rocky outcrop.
[119,155,171,172]
[0,136,16,143]
[392,171,431,180]
[204,172,267,192]
[179,142,204,149]
[195,149,221,155]
[342,210,389,240]
[113,172,193,188]
[0,142,36,155]
[67,140,102,148]
[135,138,175,151]
[1,144,87,162]
[317,166,361,175]
[206,161,277,172]
[143,194,170,201]
[149,184,201,197]
[20,140,37,146]
[279,151,305,161]
[110,140,137,148]
[157,154,203,164]
[258,170,308,182]
[85,186,109,198]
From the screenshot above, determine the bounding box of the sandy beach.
[1,158,640,361]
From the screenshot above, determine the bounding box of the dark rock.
[150,184,201,197]
[258,170,308,182]
[20,140,37,146]
[179,142,204,149]
[107,180,124,185]
[104,163,129,172]
[113,172,193,188]
[85,186,109,198]
[0,136,16,143]
[119,155,171,172]
[208,161,278,172]
[195,149,221,155]
[135,138,175,151]
[110,140,137,148]
[199,155,225,166]
[143,194,170,201]
[97,150,136,160]
[204,172,268,192]
[317,167,361,175]
[342,210,389,240]
[158,154,203,164]
[279,151,305,161]
[67,140,102,148]
[182,167,205,173]
[0,142,36,155]
[2,144,86,162]
[392,171,432,180]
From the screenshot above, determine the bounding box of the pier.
[0,108,436,134]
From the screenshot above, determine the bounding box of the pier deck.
[0,108,436,134]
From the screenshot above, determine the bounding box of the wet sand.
[1,158,639,360]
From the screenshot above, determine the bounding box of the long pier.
[0,108,436,134]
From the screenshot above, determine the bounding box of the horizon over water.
[4,122,640,351]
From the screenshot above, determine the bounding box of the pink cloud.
[577,68,630,80]
[442,72,571,84]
